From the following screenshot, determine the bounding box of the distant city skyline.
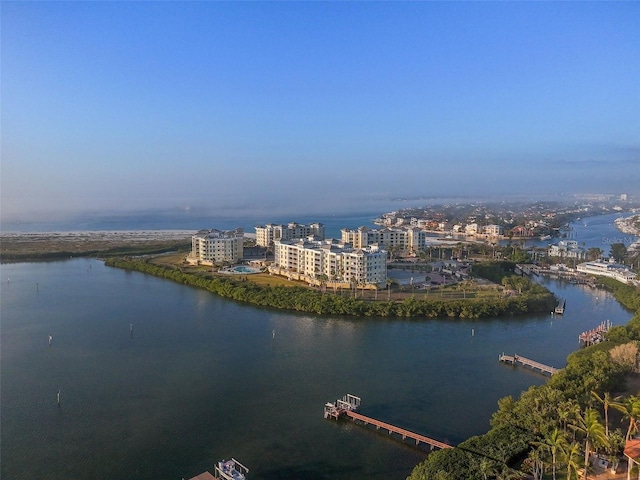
[1,1,638,224]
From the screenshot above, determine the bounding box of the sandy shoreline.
[0,230,196,260]
[614,215,640,236]
[1,229,198,241]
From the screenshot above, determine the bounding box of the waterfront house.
[548,240,587,260]
[576,260,637,285]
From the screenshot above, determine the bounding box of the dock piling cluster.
[578,320,612,346]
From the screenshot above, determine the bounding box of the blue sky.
[1,1,639,222]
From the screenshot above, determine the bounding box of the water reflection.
[0,258,633,480]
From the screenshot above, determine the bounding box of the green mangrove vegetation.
[104,257,556,319]
[407,279,640,480]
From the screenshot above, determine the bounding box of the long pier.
[499,353,559,376]
[345,410,452,449]
[324,394,452,451]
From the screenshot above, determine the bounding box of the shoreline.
[614,215,640,253]
[614,214,640,236]
[0,230,194,262]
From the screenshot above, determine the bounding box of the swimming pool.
[222,265,261,274]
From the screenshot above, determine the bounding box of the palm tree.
[532,428,567,480]
[592,390,615,437]
[605,428,625,473]
[496,464,525,479]
[478,457,496,480]
[610,394,640,441]
[570,408,608,480]
[524,446,545,480]
[561,441,582,480]
[558,399,581,435]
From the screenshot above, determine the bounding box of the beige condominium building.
[255,222,325,247]
[187,228,244,266]
[270,238,387,288]
[340,226,431,253]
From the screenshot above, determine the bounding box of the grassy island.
[104,257,556,319]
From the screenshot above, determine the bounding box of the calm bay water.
[0,214,636,480]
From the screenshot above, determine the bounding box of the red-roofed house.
[624,438,640,479]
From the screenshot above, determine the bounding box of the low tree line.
[103,258,555,319]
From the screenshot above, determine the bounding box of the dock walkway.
[345,410,452,449]
[499,353,559,375]
[324,393,451,450]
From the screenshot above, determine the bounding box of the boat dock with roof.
[188,458,248,480]
[579,320,611,346]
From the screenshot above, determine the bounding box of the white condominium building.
[483,225,504,236]
[255,222,325,247]
[272,238,387,287]
[577,261,637,285]
[188,228,244,265]
[340,226,430,252]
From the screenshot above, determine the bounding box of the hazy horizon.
[2,2,638,224]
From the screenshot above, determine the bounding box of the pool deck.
[220,265,261,275]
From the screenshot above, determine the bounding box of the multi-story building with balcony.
[577,260,637,285]
[270,238,387,288]
[340,226,430,253]
[483,224,504,236]
[255,222,325,247]
[187,228,244,266]
[548,240,586,260]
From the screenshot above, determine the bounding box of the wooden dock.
[499,353,559,376]
[579,320,611,346]
[345,410,452,449]
[324,393,451,450]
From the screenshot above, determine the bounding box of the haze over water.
[1,215,635,480]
